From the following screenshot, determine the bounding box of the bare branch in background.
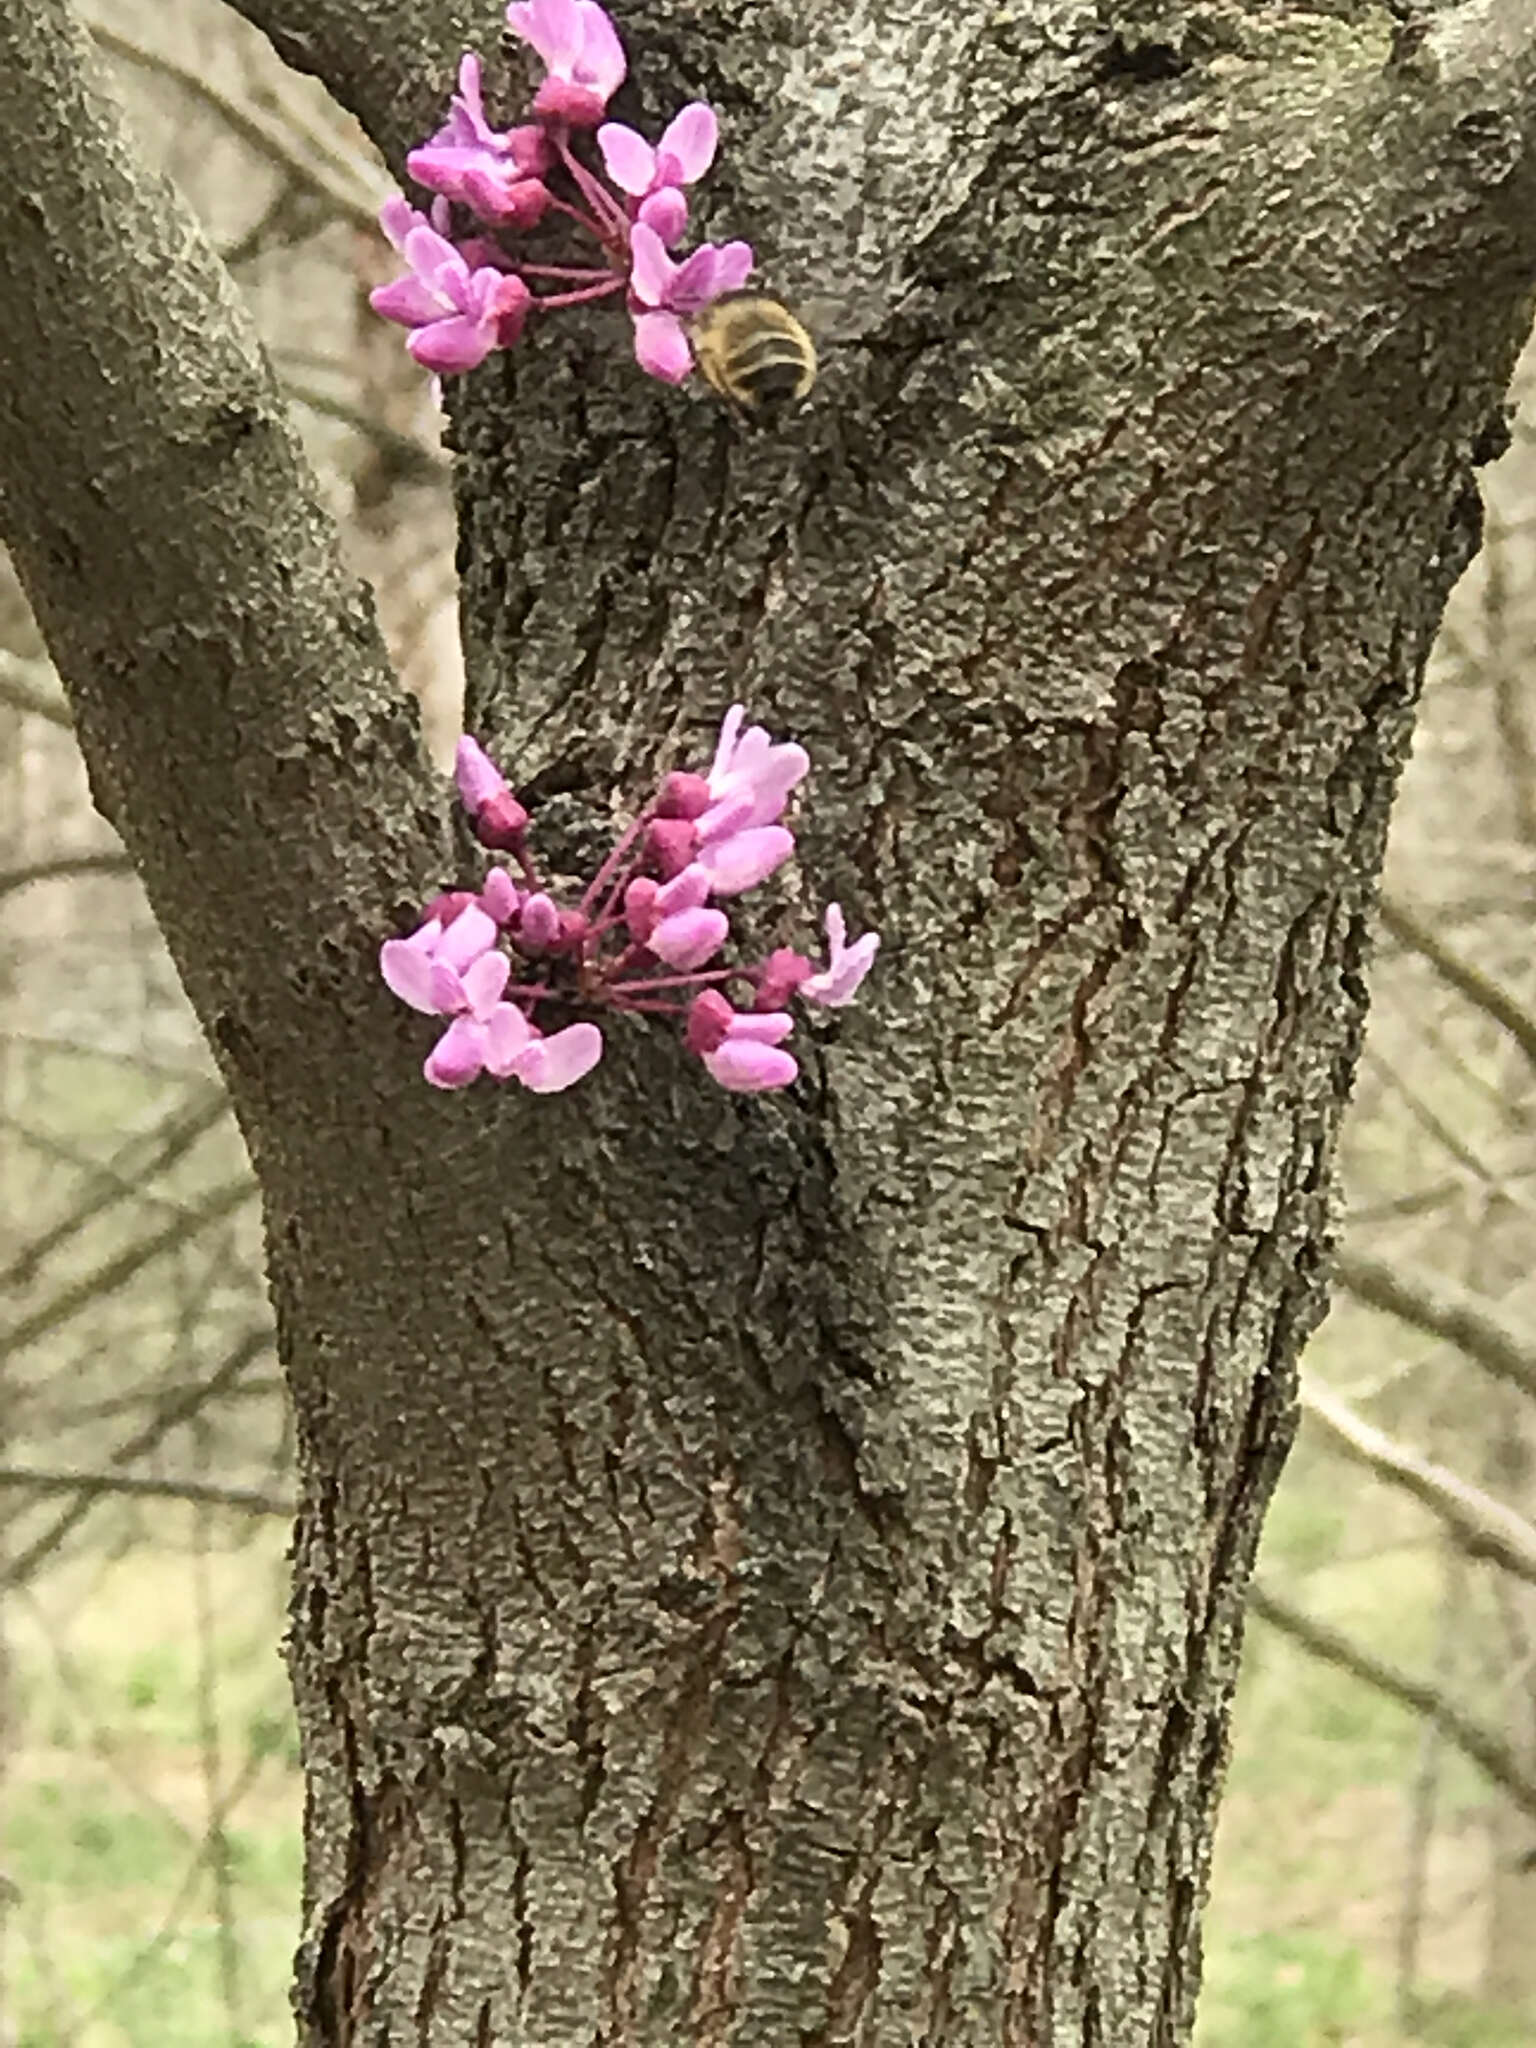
[1334,1247,1536,1402]
[83,16,387,231]
[280,381,447,486]
[0,1178,256,1369]
[0,851,132,903]
[1,1084,232,1287]
[1379,894,1536,1074]
[0,1466,290,1517]
[0,650,69,727]
[1248,1580,1536,1824]
[1302,1378,1536,1589]
[1,1324,274,1588]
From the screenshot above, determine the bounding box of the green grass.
[5,1451,1530,2045]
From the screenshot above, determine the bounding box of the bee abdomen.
[729,335,815,409]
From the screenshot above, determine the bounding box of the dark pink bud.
[624,876,660,941]
[509,124,555,175]
[557,907,590,949]
[518,892,562,952]
[754,947,811,1010]
[684,989,734,1055]
[646,816,698,877]
[475,790,530,850]
[656,770,711,820]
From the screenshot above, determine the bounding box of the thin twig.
[1333,1248,1536,1402]
[0,651,69,727]
[0,1177,257,1368]
[1,1325,275,1587]
[0,1083,233,1287]
[1247,1579,1536,1823]
[84,16,385,231]
[1302,1378,1536,1588]
[1378,895,1536,1075]
[0,1466,290,1517]
[0,850,132,902]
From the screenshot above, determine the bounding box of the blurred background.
[4,5,1536,2044]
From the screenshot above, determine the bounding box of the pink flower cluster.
[380,707,879,1095]
[370,0,754,385]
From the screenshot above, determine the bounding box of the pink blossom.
[380,903,499,1014]
[483,1012,605,1091]
[370,213,532,373]
[407,52,552,226]
[506,0,626,126]
[628,222,753,383]
[684,992,798,1093]
[624,869,728,969]
[454,736,529,849]
[704,703,810,833]
[693,825,794,897]
[802,903,880,1008]
[598,103,717,245]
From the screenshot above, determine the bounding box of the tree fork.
[3,0,1536,2042]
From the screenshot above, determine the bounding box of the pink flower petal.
[628,221,674,308]
[483,1004,536,1075]
[633,310,692,384]
[461,949,511,1019]
[408,316,498,374]
[425,1016,489,1088]
[379,194,425,252]
[512,1021,604,1092]
[370,277,450,328]
[637,188,688,246]
[704,1041,798,1092]
[574,1,626,96]
[455,735,507,811]
[712,239,755,295]
[693,825,794,896]
[597,122,656,196]
[651,906,728,970]
[655,864,711,913]
[437,904,498,972]
[709,704,747,782]
[657,103,717,183]
[730,1009,795,1045]
[508,0,580,68]
[380,923,444,1013]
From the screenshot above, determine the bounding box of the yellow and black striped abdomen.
[691,293,818,420]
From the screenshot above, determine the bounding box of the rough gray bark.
[3,0,1536,2042]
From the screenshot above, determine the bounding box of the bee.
[689,292,818,422]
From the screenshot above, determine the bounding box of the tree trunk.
[3,2,1536,2043]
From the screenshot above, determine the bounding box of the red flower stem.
[518,261,620,280]
[531,279,627,309]
[556,135,632,241]
[606,968,740,995]
[540,194,612,244]
[578,810,652,918]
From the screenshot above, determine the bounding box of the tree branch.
[1333,1247,1536,1401]
[0,1325,275,1588]
[84,14,388,230]
[0,850,133,902]
[0,1464,291,1518]
[1248,1578,1536,1823]
[0,0,450,1123]
[1301,1376,1536,1588]
[1378,894,1536,1073]
[0,649,70,727]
